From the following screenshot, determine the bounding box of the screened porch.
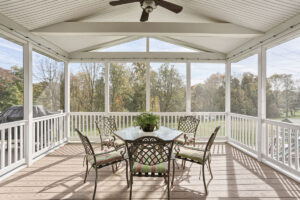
[0,0,300,199]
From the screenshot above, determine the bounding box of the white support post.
[186,62,191,113]
[105,62,110,113]
[24,42,33,166]
[146,62,150,112]
[225,61,231,140]
[64,62,70,142]
[257,47,267,161]
[146,37,150,53]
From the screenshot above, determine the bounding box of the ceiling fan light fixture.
[141,0,157,13]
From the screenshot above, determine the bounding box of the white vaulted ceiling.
[0,0,300,54]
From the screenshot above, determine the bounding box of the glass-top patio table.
[114,126,183,142]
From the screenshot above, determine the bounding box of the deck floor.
[0,143,299,200]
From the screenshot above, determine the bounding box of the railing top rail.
[230,113,259,121]
[69,112,226,116]
[265,119,300,130]
[33,113,66,122]
[0,120,27,129]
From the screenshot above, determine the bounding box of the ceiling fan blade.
[140,10,149,22]
[156,0,183,13]
[109,0,139,6]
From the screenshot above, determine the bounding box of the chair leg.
[129,174,133,200]
[125,160,129,188]
[208,158,213,179]
[167,173,170,200]
[175,159,180,169]
[202,163,207,195]
[172,160,175,186]
[93,168,98,200]
[111,164,115,173]
[84,160,88,183]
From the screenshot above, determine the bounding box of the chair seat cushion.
[175,136,195,145]
[132,162,168,174]
[114,139,125,147]
[101,139,124,147]
[176,147,209,163]
[88,152,123,166]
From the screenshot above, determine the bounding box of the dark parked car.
[0,105,59,142]
[0,105,58,124]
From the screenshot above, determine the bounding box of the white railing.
[229,113,259,154]
[69,112,226,141]
[264,119,300,178]
[0,120,26,177]
[32,113,67,158]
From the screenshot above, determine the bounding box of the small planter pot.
[142,124,156,132]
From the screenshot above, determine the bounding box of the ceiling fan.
[109,0,183,22]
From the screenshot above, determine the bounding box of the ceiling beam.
[32,22,263,38]
[69,51,226,62]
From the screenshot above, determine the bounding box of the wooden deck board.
[0,143,299,200]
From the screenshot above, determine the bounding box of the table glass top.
[114,126,182,141]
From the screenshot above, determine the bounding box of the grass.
[70,119,226,141]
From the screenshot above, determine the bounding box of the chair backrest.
[126,136,174,166]
[95,116,117,140]
[75,129,96,164]
[203,126,221,158]
[178,116,200,136]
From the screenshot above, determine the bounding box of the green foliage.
[150,64,185,112]
[0,66,23,112]
[192,73,225,112]
[134,113,160,132]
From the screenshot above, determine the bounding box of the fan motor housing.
[141,0,157,13]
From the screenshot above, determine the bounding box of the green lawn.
[70,119,226,140]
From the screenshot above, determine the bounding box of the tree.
[0,66,23,112]
[70,63,105,112]
[151,64,185,112]
[191,73,225,112]
[33,56,64,112]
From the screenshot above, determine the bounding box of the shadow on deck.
[0,143,299,199]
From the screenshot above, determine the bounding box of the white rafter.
[70,36,144,53]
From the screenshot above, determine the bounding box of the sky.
[1,36,300,87]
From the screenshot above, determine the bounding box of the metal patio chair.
[126,136,175,200]
[175,126,220,194]
[76,129,128,200]
[176,116,200,147]
[95,116,125,150]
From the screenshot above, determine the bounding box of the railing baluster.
[7,128,11,165]
[288,128,291,167]
[14,126,18,162]
[295,129,299,170]
[1,129,5,168]
[20,126,23,159]
[282,127,285,164]
[271,125,274,159]
[276,125,279,161]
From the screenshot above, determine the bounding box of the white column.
[24,42,33,166]
[225,61,231,140]
[146,37,150,52]
[257,47,267,161]
[105,62,110,113]
[186,62,191,113]
[64,62,70,142]
[146,62,150,112]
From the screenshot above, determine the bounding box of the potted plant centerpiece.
[134,113,160,132]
